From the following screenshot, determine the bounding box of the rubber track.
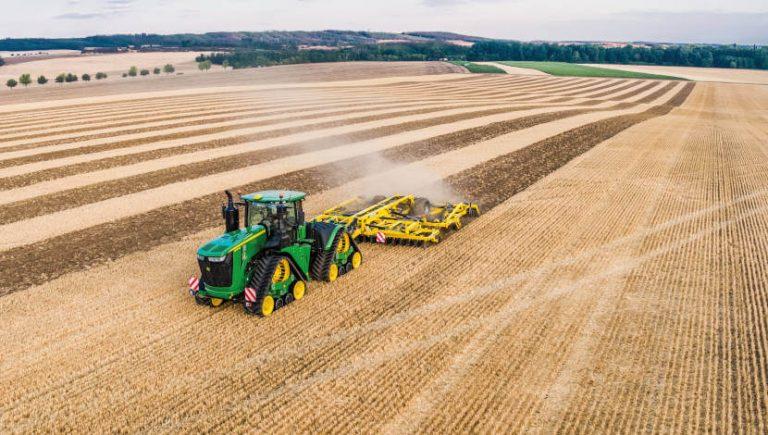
[245,256,279,316]
[310,233,341,282]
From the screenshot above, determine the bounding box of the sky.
[1,0,766,44]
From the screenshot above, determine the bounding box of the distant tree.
[128,66,138,77]
[37,75,48,85]
[55,73,67,84]
[163,63,175,74]
[81,73,91,81]
[65,73,78,82]
[122,73,128,78]
[222,60,230,70]
[140,69,150,76]
[198,60,212,71]
[0,56,4,67]
[6,78,18,89]
[153,67,161,74]
[19,73,32,87]
[95,72,108,80]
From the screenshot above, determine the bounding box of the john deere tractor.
[190,190,362,316]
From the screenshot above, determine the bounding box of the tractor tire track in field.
[0,83,694,296]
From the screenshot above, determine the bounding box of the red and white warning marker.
[188,276,200,295]
[375,231,387,244]
[244,287,258,303]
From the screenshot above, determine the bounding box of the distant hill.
[0,30,485,52]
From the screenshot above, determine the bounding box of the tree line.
[6,72,107,89]
[196,40,768,71]
[5,64,177,89]
[0,31,430,51]
[121,64,176,77]
[465,41,768,70]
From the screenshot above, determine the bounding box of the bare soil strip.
[0,82,599,157]
[448,83,695,210]
[0,110,588,223]
[0,82,503,133]
[0,92,464,142]
[585,80,641,98]
[0,105,519,170]
[0,85,672,223]
[0,105,528,189]
[0,76,624,146]
[0,83,694,296]
[0,97,479,151]
[0,80,654,187]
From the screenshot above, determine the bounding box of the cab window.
[247,203,275,227]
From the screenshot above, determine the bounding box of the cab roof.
[241,190,306,203]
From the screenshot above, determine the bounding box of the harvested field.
[0,52,201,85]
[583,63,768,85]
[1,62,766,433]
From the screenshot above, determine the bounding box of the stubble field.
[0,61,766,433]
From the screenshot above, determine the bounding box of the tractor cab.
[241,190,307,248]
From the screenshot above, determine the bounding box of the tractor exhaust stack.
[222,190,240,233]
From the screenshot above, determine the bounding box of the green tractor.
[189,190,362,316]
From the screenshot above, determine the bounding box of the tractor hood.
[197,226,266,257]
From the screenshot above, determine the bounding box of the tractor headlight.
[206,255,228,263]
[197,254,205,261]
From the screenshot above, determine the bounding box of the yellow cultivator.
[313,195,480,246]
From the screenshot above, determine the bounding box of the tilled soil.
[3,67,761,434]
[0,84,692,295]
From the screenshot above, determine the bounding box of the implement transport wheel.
[351,251,362,270]
[244,255,284,317]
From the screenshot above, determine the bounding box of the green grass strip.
[499,61,685,80]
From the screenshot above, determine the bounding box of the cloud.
[105,0,136,11]
[543,11,768,44]
[54,12,107,19]
[421,0,507,6]
[55,0,137,20]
